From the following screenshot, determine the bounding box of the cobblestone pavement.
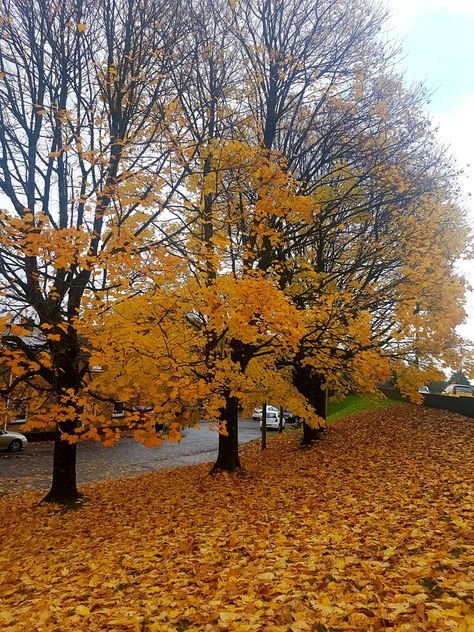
[0,419,267,495]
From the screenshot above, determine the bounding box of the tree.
[228,0,472,439]
[150,1,323,470]
[0,0,185,502]
[153,0,472,456]
[449,370,471,386]
[89,142,318,472]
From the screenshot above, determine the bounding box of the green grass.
[327,393,405,424]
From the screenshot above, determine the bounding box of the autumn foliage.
[0,0,472,501]
[1,406,473,631]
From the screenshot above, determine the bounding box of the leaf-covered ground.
[0,406,473,631]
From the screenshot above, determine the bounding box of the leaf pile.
[0,406,473,631]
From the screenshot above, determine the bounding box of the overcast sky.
[385,0,474,344]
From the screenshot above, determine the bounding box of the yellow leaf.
[349,612,370,627]
[219,612,241,623]
[440,608,467,619]
[75,605,90,617]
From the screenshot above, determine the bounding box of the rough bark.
[43,339,82,504]
[42,420,80,504]
[293,363,326,445]
[210,395,240,473]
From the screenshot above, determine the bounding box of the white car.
[252,405,279,421]
[259,411,284,430]
[0,430,27,452]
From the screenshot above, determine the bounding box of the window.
[11,404,28,424]
[112,402,125,418]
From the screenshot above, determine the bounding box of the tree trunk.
[43,347,82,504]
[293,363,326,445]
[210,395,240,473]
[43,420,80,504]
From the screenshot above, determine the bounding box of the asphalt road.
[0,419,264,495]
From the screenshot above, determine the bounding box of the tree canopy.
[0,0,472,501]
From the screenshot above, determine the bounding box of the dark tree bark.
[43,421,80,504]
[42,336,83,503]
[293,363,326,445]
[210,394,240,473]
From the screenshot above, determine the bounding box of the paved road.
[0,419,264,495]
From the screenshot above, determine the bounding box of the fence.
[378,387,474,419]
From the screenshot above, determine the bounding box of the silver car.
[0,430,27,452]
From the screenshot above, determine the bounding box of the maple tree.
[136,3,328,470]
[0,0,187,502]
[88,141,323,470]
[227,0,472,441]
[0,406,473,630]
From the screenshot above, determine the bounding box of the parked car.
[252,406,295,422]
[441,384,473,397]
[0,430,27,452]
[418,386,430,394]
[251,405,280,421]
[259,411,284,430]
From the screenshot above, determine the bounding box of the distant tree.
[449,370,471,386]
[426,380,448,395]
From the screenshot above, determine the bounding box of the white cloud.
[434,95,474,342]
[385,1,474,341]
[435,93,474,206]
[385,0,474,33]
[432,0,474,11]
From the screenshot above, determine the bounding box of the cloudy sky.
[385,0,474,344]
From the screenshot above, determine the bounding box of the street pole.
[4,370,13,431]
[279,405,284,433]
[261,401,267,449]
